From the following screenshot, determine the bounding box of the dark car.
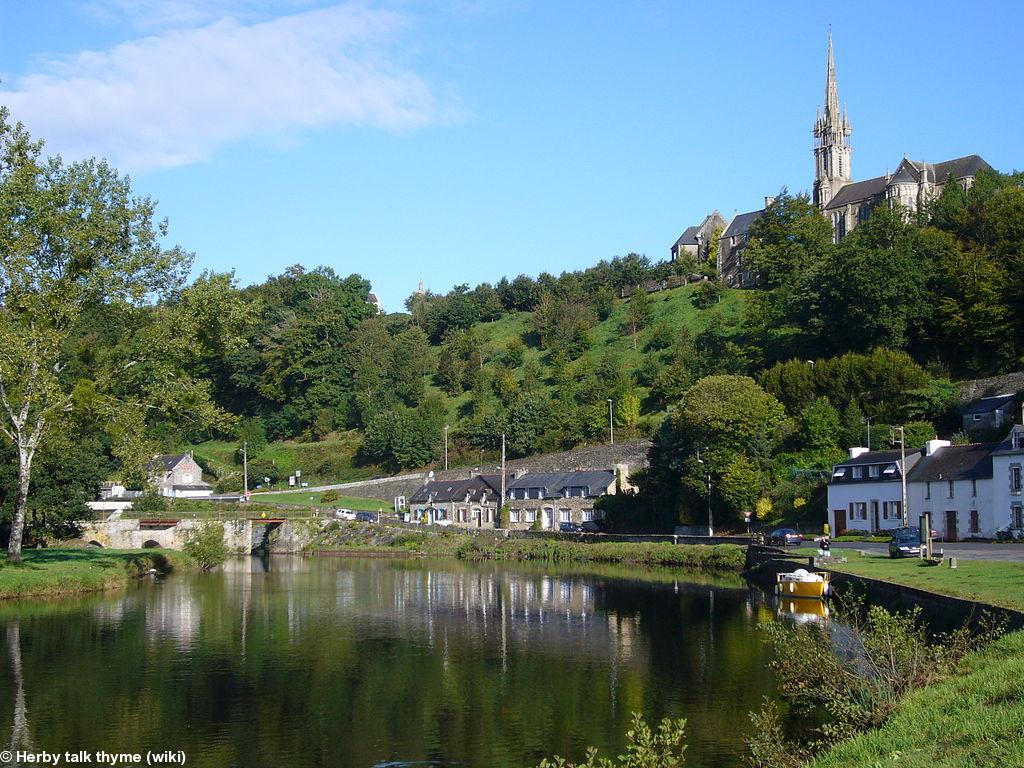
[559,522,583,533]
[580,520,602,533]
[355,511,379,523]
[767,528,803,547]
[888,527,922,558]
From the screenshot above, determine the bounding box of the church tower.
[813,32,852,209]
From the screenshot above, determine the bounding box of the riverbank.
[0,548,195,600]
[307,522,747,571]
[809,628,1024,767]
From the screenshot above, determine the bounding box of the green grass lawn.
[809,629,1024,768]
[0,548,195,600]
[818,551,1024,613]
[248,491,390,510]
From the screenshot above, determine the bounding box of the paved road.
[830,540,1024,562]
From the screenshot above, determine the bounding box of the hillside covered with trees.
[2,106,1023,542]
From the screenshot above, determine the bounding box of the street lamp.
[862,415,875,449]
[443,424,449,471]
[695,450,713,538]
[607,399,614,445]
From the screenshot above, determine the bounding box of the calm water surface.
[0,556,789,768]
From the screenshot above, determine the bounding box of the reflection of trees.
[6,623,32,761]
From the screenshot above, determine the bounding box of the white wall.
[908,477,996,540]
[992,452,1024,533]
[827,480,908,534]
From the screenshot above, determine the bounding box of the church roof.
[824,175,888,209]
[673,226,701,247]
[722,209,764,239]
[908,155,991,183]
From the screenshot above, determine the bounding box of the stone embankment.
[254,438,652,502]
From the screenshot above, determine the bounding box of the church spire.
[813,29,852,210]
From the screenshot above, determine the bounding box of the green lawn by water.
[820,551,1024,613]
[810,628,1024,768]
[0,548,194,600]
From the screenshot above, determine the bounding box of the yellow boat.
[775,569,831,599]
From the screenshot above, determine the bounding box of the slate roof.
[911,155,991,183]
[408,475,503,504]
[507,470,616,499]
[172,483,213,491]
[834,448,910,467]
[906,443,995,482]
[673,226,701,247]
[825,175,889,209]
[722,209,764,239]
[146,454,191,472]
[963,394,1016,415]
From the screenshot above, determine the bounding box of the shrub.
[321,490,340,504]
[182,522,229,569]
[132,490,169,513]
[537,712,687,768]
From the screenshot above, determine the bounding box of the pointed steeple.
[813,29,852,209]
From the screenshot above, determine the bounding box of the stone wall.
[338,439,652,504]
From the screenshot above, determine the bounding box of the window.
[973,414,982,422]
[948,479,955,499]
[1014,505,1024,529]
[852,466,863,479]
[1011,466,1023,494]
[970,510,980,534]
[925,481,931,499]
[1013,432,1024,451]
[560,510,571,523]
[883,464,897,475]
[869,465,881,478]
[582,510,594,522]
[855,502,868,521]
[525,509,537,523]
[509,510,520,524]
[891,500,903,520]
[882,501,889,520]
[832,468,846,479]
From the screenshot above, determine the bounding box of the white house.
[990,425,1024,534]
[147,454,214,498]
[827,447,922,535]
[906,441,996,541]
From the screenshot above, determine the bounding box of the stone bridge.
[78,518,319,554]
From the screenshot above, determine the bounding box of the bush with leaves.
[132,490,169,513]
[183,522,229,569]
[537,712,686,768]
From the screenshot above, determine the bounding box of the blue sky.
[1,1,1021,311]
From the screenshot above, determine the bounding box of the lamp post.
[891,425,909,527]
[242,441,249,500]
[607,399,614,445]
[696,450,713,538]
[443,424,449,471]
[863,415,875,450]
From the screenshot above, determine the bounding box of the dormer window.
[1013,431,1024,451]
[868,465,880,478]
[852,466,863,479]
[832,468,846,479]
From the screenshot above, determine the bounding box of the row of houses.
[827,425,1024,541]
[407,467,629,530]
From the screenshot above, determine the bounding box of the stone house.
[906,441,996,541]
[147,453,214,498]
[671,211,727,264]
[962,394,1017,435]
[827,446,922,535]
[717,207,765,288]
[505,470,617,531]
[407,474,505,527]
[988,425,1024,533]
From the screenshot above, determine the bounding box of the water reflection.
[0,557,781,768]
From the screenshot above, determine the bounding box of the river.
[0,556,795,768]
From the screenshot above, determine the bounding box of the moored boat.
[775,568,830,599]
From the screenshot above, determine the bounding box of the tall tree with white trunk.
[0,107,190,562]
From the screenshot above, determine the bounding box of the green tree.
[800,397,842,451]
[743,191,833,288]
[623,289,653,350]
[718,455,762,520]
[0,109,223,561]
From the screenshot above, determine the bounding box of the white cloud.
[1,3,460,171]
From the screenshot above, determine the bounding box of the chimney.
[848,447,870,459]
[925,439,951,457]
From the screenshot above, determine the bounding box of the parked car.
[581,520,602,533]
[334,509,356,521]
[355,511,378,523]
[888,527,922,558]
[432,518,453,527]
[767,528,803,547]
[559,522,583,533]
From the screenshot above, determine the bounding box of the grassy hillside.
[190,283,746,488]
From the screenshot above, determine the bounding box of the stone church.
[674,33,991,285]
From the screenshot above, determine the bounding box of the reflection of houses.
[145,580,201,649]
[505,470,617,530]
[147,453,214,498]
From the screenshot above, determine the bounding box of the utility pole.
[242,441,249,500]
[892,425,909,527]
[863,415,874,449]
[696,449,713,538]
[443,424,449,472]
[607,398,614,445]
